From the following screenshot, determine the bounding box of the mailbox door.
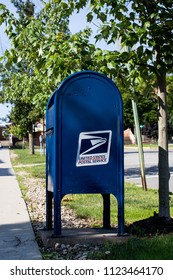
[55,71,123,195]
[46,96,56,193]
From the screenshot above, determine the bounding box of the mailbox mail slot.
[46,71,124,236]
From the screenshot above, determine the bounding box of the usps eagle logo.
[76,130,112,167]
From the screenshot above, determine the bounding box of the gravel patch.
[18,174,101,259]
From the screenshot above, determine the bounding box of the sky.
[0,103,11,119]
[0,0,116,118]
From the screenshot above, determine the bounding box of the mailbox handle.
[46,128,54,135]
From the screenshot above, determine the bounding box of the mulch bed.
[126,214,173,236]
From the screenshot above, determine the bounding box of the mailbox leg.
[53,194,62,236]
[46,190,53,230]
[102,194,111,229]
[117,197,124,235]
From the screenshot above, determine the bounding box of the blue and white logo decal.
[76,130,112,167]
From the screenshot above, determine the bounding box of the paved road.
[124,147,173,192]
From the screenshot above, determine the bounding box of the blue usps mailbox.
[46,71,124,236]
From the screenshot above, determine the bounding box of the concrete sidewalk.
[0,146,42,260]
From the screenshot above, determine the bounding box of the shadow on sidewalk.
[0,221,41,260]
[0,168,14,176]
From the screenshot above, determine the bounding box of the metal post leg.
[53,194,62,236]
[46,191,53,230]
[102,194,111,229]
[117,198,124,235]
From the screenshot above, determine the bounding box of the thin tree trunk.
[22,137,25,149]
[29,123,34,155]
[157,71,170,218]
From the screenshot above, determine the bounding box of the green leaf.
[144,21,150,29]
[99,12,107,22]
[87,12,93,22]
[17,56,22,63]
[0,3,6,11]
[107,61,117,70]
[61,2,69,9]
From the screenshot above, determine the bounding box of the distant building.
[0,122,12,140]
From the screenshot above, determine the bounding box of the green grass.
[15,175,29,199]
[21,165,46,179]
[11,147,46,179]
[125,143,173,149]
[88,234,173,259]
[63,186,173,226]
[11,147,46,165]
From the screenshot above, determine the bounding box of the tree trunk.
[157,71,170,218]
[29,123,34,155]
[22,137,25,149]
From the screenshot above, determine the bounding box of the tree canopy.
[0,0,99,137]
[68,0,173,218]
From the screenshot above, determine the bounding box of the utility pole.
[132,99,147,191]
